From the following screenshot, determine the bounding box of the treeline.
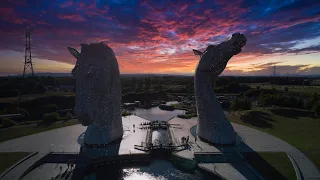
[0,95,75,120]
[246,88,311,110]
[215,82,250,94]
[258,92,320,114]
[229,86,320,115]
[246,87,319,110]
[258,92,304,109]
[0,90,168,120]
[270,77,312,85]
[0,77,46,97]
[122,91,167,102]
[0,75,316,99]
[214,76,314,85]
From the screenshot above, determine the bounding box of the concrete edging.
[286,153,303,180]
[197,164,227,180]
[18,151,53,180]
[213,166,228,180]
[0,152,38,179]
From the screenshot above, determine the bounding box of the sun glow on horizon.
[0,0,319,76]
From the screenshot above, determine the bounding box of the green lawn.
[0,119,79,143]
[0,152,31,174]
[242,152,296,180]
[227,108,320,168]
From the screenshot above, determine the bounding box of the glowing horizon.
[0,0,320,76]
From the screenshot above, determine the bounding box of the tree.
[0,89,19,98]
[305,93,319,110]
[136,79,143,92]
[187,83,194,94]
[144,78,151,91]
[230,96,252,111]
[42,112,60,122]
[284,87,289,92]
[313,101,320,116]
[303,80,311,86]
[298,98,304,109]
[245,89,262,98]
[258,94,273,107]
[65,112,73,120]
[122,111,131,116]
[44,104,59,113]
[2,118,16,128]
[131,77,136,92]
[14,107,29,118]
[155,81,163,91]
[37,83,46,93]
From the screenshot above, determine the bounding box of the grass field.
[0,152,31,174]
[242,152,296,180]
[227,108,320,168]
[0,119,79,143]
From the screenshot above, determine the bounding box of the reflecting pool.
[129,101,185,121]
[83,159,217,180]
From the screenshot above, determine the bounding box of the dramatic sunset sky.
[0,0,319,76]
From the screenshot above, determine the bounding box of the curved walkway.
[199,163,260,180]
[232,123,320,180]
[0,125,86,152]
[168,117,320,180]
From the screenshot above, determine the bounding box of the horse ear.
[67,47,80,59]
[193,49,202,56]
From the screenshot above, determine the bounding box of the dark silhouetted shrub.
[305,93,319,110]
[44,104,59,113]
[65,112,73,120]
[43,112,60,122]
[178,113,197,119]
[122,111,131,116]
[2,118,16,127]
[313,101,320,116]
[284,87,289,92]
[231,96,252,111]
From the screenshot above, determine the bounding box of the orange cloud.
[57,14,86,22]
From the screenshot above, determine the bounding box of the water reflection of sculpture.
[193,33,247,145]
[68,43,123,156]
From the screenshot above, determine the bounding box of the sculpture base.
[196,118,236,145]
[77,125,122,159]
[79,139,121,159]
[196,129,236,145]
[198,136,236,146]
[82,125,123,145]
